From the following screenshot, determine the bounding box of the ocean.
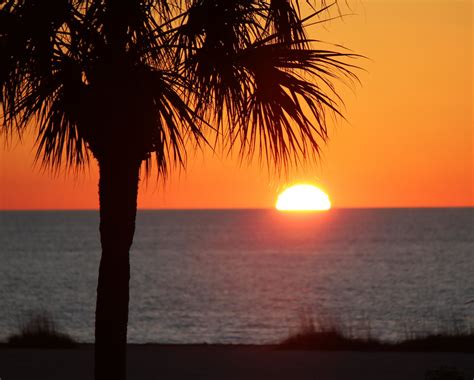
[0,209,473,344]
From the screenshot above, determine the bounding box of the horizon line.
[1,206,473,212]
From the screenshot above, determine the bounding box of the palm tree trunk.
[95,157,140,380]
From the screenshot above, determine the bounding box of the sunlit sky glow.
[0,1,472,209]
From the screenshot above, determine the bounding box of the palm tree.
[0,1,358,379]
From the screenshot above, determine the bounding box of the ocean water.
[0,209,473,344]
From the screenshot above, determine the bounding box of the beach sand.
[1,345,473,380]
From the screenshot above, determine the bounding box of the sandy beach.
[1,345,473,380]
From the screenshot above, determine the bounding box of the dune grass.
[4,309,472,353]
[7,312,77,348]
[279,312,474,353]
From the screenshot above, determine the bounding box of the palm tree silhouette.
[1,1,358,379]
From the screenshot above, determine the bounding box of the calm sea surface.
[0,209,473,343]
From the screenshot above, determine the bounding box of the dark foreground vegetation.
[3,311,472,353]
[279,316,474,353]
[280,327,474,352]
[6,312,77,348]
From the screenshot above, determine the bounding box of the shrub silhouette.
[7,312,77,349]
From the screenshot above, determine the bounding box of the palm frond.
[139,68,209,177]
[266,0,307,46]
[234,39,358,168]
[1,0,361,176]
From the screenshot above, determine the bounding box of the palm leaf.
[1,0,360,176]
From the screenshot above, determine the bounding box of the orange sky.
[1,0,472,209]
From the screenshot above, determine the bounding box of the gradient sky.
[1,0,472,209]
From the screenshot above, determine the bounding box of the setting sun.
[275,184,331,211]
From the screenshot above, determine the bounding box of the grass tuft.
[7,312,78,348]
[279,311,474,352]
[280,315,382,351]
